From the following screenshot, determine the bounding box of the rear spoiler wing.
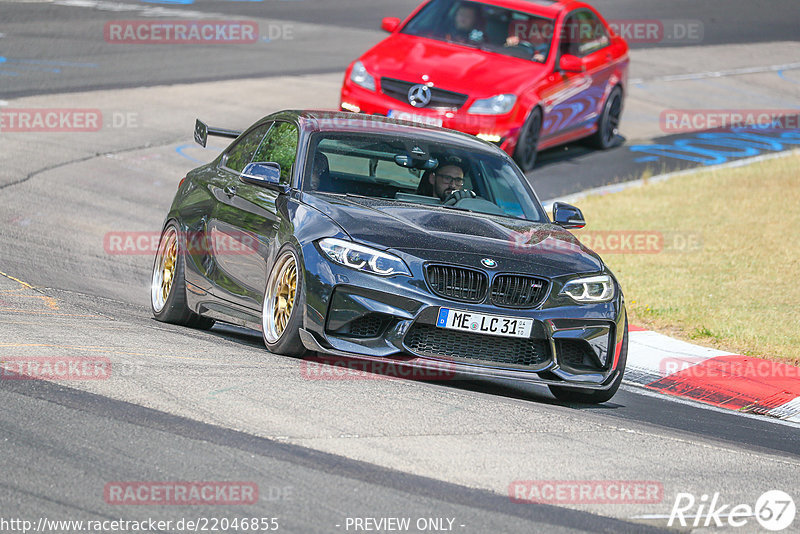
[194,119,242,148]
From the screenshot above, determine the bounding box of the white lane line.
[52,0,229,19]
[629,513,758,521]
[630,61,800,85]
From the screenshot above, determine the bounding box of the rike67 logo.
[669,490,796,531]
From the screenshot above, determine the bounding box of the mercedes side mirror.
[381,17,401,33]
[559,54,585,73]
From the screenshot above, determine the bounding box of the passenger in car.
[309,152,330,191]
[446,2,484,43]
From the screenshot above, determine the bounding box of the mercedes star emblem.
[407,84,432,108]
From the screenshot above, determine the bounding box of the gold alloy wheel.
[263,251,298,344]
[151,227,178,313]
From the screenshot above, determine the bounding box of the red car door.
[540,8,615,144]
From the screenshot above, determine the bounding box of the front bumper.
[299,328,621,390]
[301,243,626,390]
[340,81,523,156]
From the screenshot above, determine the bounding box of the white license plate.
[387,110,443,128]
[436,308,533,339]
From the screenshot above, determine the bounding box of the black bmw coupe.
[151,110,627,403]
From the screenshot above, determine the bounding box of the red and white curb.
[625,325,800,423]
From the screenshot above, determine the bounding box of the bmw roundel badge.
[481,258,498,269]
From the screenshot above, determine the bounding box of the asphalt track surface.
[1,1,800,532]
[2,378,668,534]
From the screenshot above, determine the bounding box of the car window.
[323,150,422,190]
[252,121,299,183]
[222,123,271,174]
[401,0,555,63]
[478,159,530,219]
[560,9,610,57]
[304,132,546,223]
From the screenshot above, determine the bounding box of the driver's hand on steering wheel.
[443,189,477,206]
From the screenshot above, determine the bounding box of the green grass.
[570,151,800,366]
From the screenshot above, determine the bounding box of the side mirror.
[381,17,401,33]
[240,162,288,193]
[559,54,585,73]
[553,202,586,229]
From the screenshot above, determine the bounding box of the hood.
[361,33,546,97]
[305,194,603,277]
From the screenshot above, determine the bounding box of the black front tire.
[549,320,628,404]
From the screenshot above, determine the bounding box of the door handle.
[224,185,237,197]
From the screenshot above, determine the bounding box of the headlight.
[560,275,615,303]
[349,61,376,92]
[318,238,410,277]
[468,94,517,115]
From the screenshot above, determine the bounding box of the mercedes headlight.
[468,94,517,115]
[560,275,615,303]
[349,61,376,92]
[318,238,410,276]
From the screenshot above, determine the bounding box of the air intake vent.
[556,339,604,371]
[347,314,388,338]
[405,324,550,368]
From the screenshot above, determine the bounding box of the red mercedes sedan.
[340,0,629,171]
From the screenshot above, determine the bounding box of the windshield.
[303,132,547,222]
[401,0,555,63]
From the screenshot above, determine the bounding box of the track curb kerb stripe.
[624,328,800,423]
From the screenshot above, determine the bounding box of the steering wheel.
[516,41,535,52]
[503,39,538,59]
[443,189,477,206]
